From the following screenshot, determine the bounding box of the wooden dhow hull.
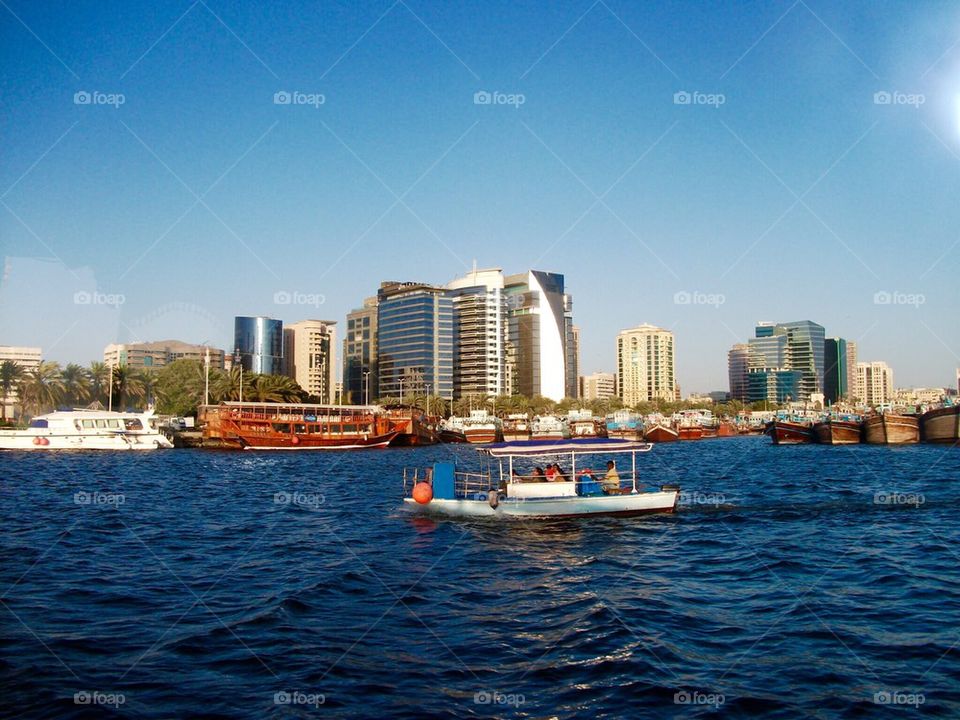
[813,420,862,445]
[643,425,678,443]
[768,420,814,445]
[863,414,919,445]
[717,422,738,437]
[677,425,703,441]
[920,406,960,444]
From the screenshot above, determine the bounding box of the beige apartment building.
[616,324,675,405]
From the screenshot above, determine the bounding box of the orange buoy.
[412,482,433,504]
[33,437,41,446]
[291,435,299,445]
[40,437,50,446]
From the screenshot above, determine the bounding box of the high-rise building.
[446,268,510,398]
[856,361,894,406]
[377,282,454,400]
[234,316,284,374]
[727,343,752,402]
[846,341,858,399]
[823,337,849,405]
[566,318,579,399]
[503,270,573,401]
[343,297,378,404]
[580,372,616,400]
[746,320,825,401]
[103,341,225,370]
[283,320,336,402]
[616,324,675,405]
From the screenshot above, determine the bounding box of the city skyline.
[2,1,959,390]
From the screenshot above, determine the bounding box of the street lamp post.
[363,371,370,406]
[399,376,404,405]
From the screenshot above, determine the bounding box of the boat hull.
[920,406,960,444]
[231,431,399,450]
[677,426,703,441]
[643,425,678,443]
[717,422,738,437]
[438,429,468,443]
[464,428,501,444]
[813,420,861,445]
[768,421,814,445]
[0,432,172,450]
[863,415,919,445]
[403,489,678,518]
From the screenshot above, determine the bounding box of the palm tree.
[0,360,26,422]
[247,374,303,402]
[89,362,111,406]
[137,369,159,409]
[19,361,65,416]
[213,366,253,402]
[61,363,92,408]
[111,364,145,411]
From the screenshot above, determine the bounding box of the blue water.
[1,437,959,719]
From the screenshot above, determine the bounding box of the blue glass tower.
[234,316,283,375]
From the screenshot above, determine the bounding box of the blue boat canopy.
[480,438,652,457]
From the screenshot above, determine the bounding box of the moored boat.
[767,420,814,445]
[402,438,678,519]
[863,413,920,445]
[0,409,174,450]
[567,409,607,438]
[701,424,719,439]
[204,402,398,450]
[462,409,502,444]
[606,409,642,440]
[813,418,861,445]
[643,424,678,443]
[384,405,439,446]
[920,405,959,444]
[531,415,569,441]
[717,421,738,437]
[501,413,532,441]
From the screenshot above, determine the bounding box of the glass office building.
[750,320,825,401]
[234,316,283,375]
[823,337,848,405]
[746,368,803,404]
[376,282,454,401]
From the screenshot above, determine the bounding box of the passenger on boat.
[532,467,545,479]
[552,464,568,483]
[545,464,557,481]
[602,460,621,494]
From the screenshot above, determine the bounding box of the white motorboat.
[0,410,174,450]
[402,438,679,518]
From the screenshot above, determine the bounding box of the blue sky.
[1,0,958,392]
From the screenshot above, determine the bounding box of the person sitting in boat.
[532,467,545,480]
[552,464,568,483]
[545,464,557,481]
[602,460,621,494]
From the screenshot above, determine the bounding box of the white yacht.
[0,410,174,450]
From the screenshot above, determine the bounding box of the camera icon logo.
[474,90,492,105]
[474,690,491,704]
[274,91,291,105]
[74,91,91,105]
[673,91,691,105]
[873,290,891,305]
[274,492,292,505]
[873,91,891,105]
